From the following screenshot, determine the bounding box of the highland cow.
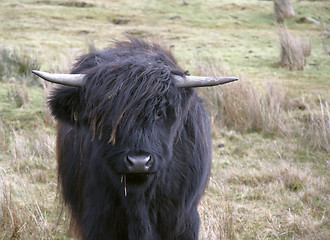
[33,36,237,240]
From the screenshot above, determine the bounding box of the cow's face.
[87,77,190,180]
[104,95,179,176]
[48,68,193,187]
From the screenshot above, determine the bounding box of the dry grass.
[42,81,55,126]
[200,155,330,239]
[0,119,6,151]
[0,126,71,240]
[195,56,330,237]
[196,57,329,154]
[0,177,70,240]
[196,57,288,135]
[0,46,40,84]
[1,50,328,240]
[279,27,311,71]
[299,97,330,152]
[199,179,236,240]
[273,0,295,23]
[6,78,30,108]
[9,126,55,166]
[212,78,288,134]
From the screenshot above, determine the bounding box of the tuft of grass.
[196,57,288,136]
[9,127,55,169]
[0,46,40,85]
[199,197,236,240]
[1,183,22,240]
[274,0,295,23]
[0,119,6,151]
[41,81,55,126]
[278,27,311,71]
[299,97,330,152]
[7,82,30,108]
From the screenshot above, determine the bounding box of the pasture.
[0,0,329,239]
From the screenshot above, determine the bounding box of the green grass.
[0,0,329,239]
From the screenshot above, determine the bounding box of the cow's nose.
[124,154,153,173]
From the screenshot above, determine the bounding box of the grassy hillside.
[0,0,329,239]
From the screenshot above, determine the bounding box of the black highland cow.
[33,36,237,240]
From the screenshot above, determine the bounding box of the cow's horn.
[174,75,238,88]
[32,70,85,87]
[32,70,238,88]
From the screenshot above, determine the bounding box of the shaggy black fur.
[49,36,212,240]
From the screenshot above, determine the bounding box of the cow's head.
[33,37,237,187]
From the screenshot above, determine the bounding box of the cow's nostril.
[146,157,153,168]
[126,156,134,167]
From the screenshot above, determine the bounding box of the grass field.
[0,0,329,239]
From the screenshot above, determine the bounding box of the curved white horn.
[32,70,86,87]
[32,70,238,88]
[174,75,238,88]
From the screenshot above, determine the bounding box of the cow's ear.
[48,86,82,124]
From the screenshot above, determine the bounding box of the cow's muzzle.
[124,153,154,173]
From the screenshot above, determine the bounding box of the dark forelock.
[71,36,190,143]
